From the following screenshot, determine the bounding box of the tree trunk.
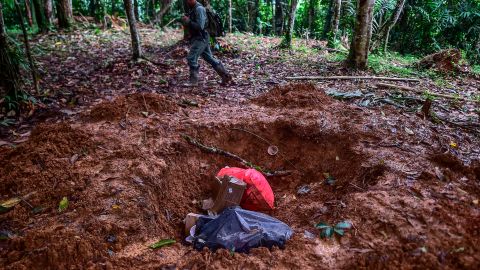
[43,0,53,24]
[347,0,375,69]
[371,0,406,52]
[32,0,48,32]
[56,0,72,28]
[271,0,275,34]
[123,0,142,60]
[147,0,155,22]
[154,0,174,25]
[134,0,139,21]
[90,0,106,23]
[322,0,333,39]
[253,0,260,33]
[68,0,73,17]
[14,0,39,93]
[280,0,299,48]
[229,0,232,33]
[246,0,256,32]
[112,0,116,14]
[275,0,285,35]
[307,0,315,31]
[24,0,33,26]
[327,0,341,47]
[0,3,21,100]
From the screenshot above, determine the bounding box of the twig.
[182,134,293,177]
[11,190,36,209]
[286,76,421,82]
[142,93,149,113]
[377,83,480,103]
[162,18,176,29]
[349,183,365,191]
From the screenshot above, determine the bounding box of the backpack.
[205,8,225,37]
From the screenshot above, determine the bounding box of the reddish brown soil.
[1,27,480,269]
[252,83,333,108]
[1,82,479,269]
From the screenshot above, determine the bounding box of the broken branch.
[286,76,421,82]
[182,134,293,177]
[377,83,480,103]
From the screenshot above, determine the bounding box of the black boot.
[183,66,199,87]
[213,63,233,86]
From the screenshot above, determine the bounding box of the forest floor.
[1,25,479,269]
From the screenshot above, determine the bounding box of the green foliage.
[367,52,418,76]
[58,197,69,212]
[149,239,176,249]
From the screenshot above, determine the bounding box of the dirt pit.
[1,84,479,269]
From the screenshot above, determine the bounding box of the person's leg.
[201,44,233,85]
[185,40,207,86]
[200,44,220,67]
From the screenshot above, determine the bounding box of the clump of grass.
[472,65,480,75]
[368,52,418,76]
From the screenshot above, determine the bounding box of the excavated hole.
[153,121,386,238]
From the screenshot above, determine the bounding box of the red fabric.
[217,167,274,211]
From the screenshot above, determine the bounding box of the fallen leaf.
[405,127,414,135]
[70,154,79,164]
[149,239,176,249]
[434,167,445,181]
[449,141,457,148]
[0,197,22,213]
[58,197,68,212]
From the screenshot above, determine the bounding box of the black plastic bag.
[193,207,293,253]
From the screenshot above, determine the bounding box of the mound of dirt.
[87,93,178,121]
[418,49,469,73]
[0,123,94,202]
[253,83,333,108]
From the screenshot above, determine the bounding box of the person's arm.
[188,6,206,31]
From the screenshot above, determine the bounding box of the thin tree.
[0,2,21,102]
[275,0,285,35]
[327,0,341,48]
[24,0,33,26]
[32,0,48,32]
[279,0,299,48]
[14,0,39,93]
[123,0,142,60]
[56,0,73,28]
[347,0,376,69]
[322,0,334,39]
[371,0,406,52]
[44,0,53,24]
[307,0,316,32]
[229,0,232,33]
[134,0,140,21]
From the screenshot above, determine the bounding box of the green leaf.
[149,239,176,249]
[335,221,352,230]
[334,228,345,236]
[321,227,334,238]
[58,197,68,212]
[315,222,330,229]
[0,197,21,214]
